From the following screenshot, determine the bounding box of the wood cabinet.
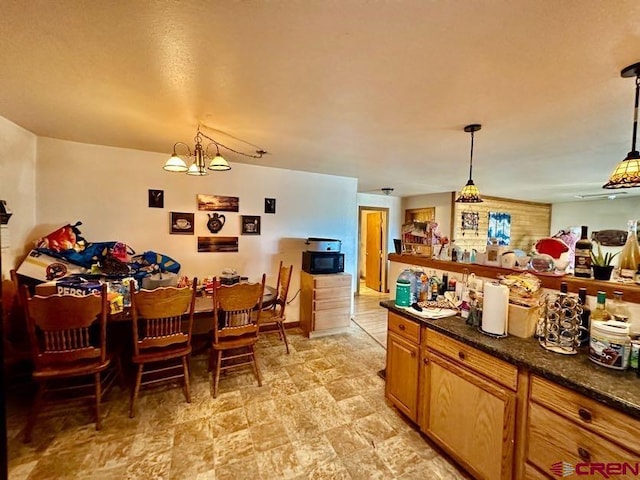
[384,307,640,480]
[421,331,517,480]
[385,312,421,421]
[525,375,640,479]
[299,272,352,338]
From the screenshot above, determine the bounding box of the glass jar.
[618,219,640,278]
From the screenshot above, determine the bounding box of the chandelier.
[163,125,267,176]
[455,124,484,203]
[603,62,640,189]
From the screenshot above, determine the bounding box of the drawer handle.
[398,324,406,330]
[578,408,592,422]
[458,351,466,361]
[577,447,591,462]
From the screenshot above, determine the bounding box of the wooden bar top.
[389,253,640,304]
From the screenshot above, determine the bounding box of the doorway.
[358,207,389,295]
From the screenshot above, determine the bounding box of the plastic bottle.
[395,269,412,307]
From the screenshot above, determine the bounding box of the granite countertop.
[381,300,640,420]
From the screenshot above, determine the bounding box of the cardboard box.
[508,303,541,338]
[18,249,85,282]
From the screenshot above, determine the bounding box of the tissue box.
[508,304,541,338]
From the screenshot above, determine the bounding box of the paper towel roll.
[481,282,509,336]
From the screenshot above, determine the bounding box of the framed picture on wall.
[241,216,261,235]
[170,212,195,235]
[264,198,276,214]
[148,189,164,208]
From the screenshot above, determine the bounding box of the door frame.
[357,206,390,295]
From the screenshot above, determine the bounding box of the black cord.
[287,288,301,304]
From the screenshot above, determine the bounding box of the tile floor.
[6,322,470,480]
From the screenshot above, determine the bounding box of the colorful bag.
[131,251,181,274]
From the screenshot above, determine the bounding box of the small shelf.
[389,253,640,304]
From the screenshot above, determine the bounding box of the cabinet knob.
[423,357,429,365]
[578,408,592,422]
[458,351,466,361]
[398,324,406,330]
[577,447,591,462]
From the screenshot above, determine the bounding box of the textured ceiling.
[1,1,640,203]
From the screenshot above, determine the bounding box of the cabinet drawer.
[426,330,517,391]
[528,402,637,475]
[313,309,351,330]
[530,375,640,454]
[313,286,351,300]
[523,463,551,480]
[313,297,351,311]
[388,312,421,344]
[313,274,351,289]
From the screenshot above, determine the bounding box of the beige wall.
[402,192,453,239]
[0,116,37,276]
[7,134,364,323]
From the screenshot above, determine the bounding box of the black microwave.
[302,251,345,274]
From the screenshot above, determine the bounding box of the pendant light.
[455,124,483,203]
[603,62,640,189]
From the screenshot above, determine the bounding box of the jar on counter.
[589,320,631,370]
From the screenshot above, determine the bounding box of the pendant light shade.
[604,62,640,189]
[164,125,266,176]
[455,124,484,203]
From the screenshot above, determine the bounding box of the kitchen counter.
[381,299,640,420]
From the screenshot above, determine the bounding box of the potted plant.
[590,241,619,280]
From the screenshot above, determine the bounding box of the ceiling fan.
[574,192,629,200]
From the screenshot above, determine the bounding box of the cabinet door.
[423,351,515,480]
[385,331,420,422]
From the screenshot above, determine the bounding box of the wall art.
[487,211,511,246]
[170,212,194,235]
[241,215,261,235]
[148,189,164,208]
[461,210,479,236]
[197,194,239,212]
[197,236,239,253]
[206,213,226,233]
[264,198,276,214]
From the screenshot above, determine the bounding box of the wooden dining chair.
[129,279,197,418]
[258,262,293,354]
[21,283,119,442]
[210,274,265,398]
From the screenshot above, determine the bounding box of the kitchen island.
[380,301,640,480]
